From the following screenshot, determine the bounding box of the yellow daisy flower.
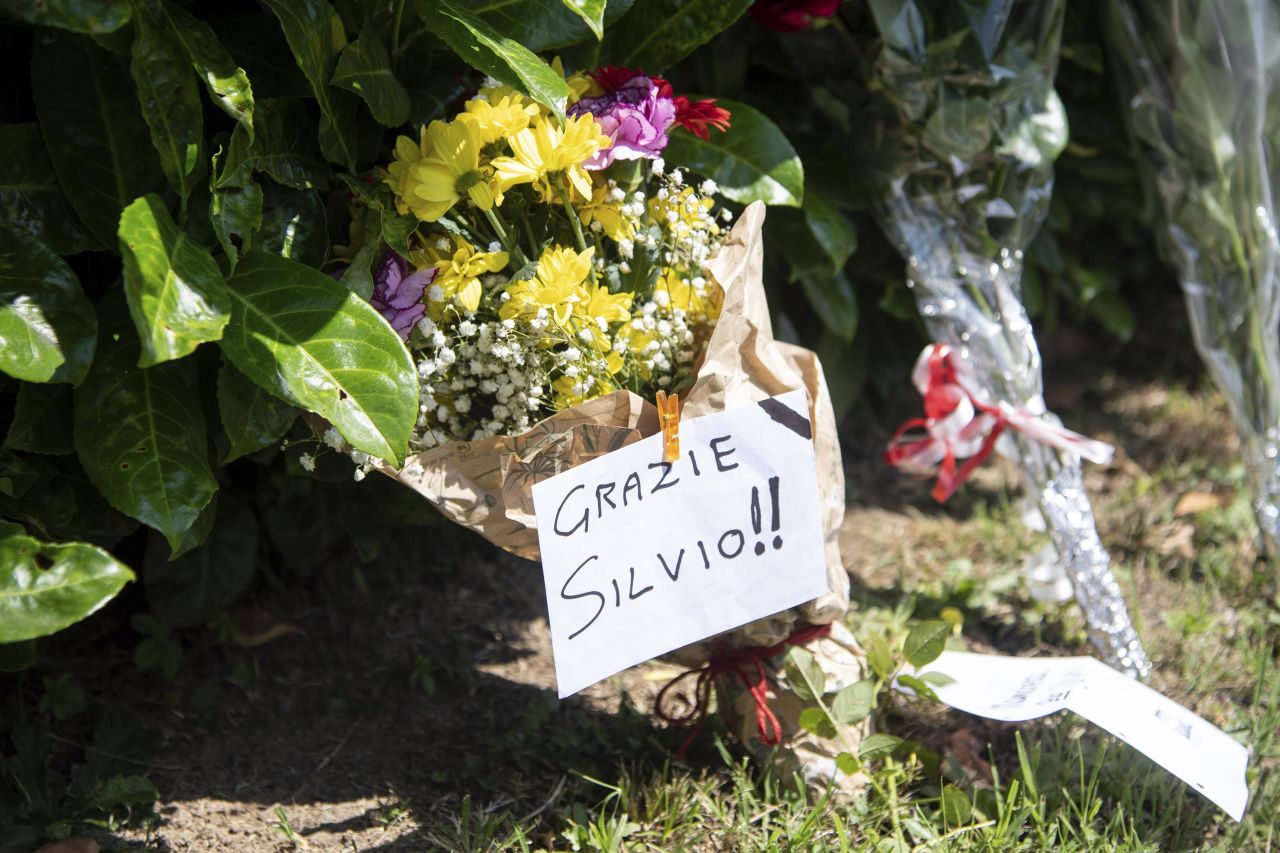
[501,245,593,325]
[490,114,610,201]
[459,94,539,145]
[576,181,634,241]
[426,236,509,316]
[573,281,633,351]
[387,120,495,222]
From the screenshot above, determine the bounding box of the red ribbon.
[653,623,832,759]
[886,344,1113,502]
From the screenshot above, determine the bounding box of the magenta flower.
[371,252,433,341]
[569,75,677,170]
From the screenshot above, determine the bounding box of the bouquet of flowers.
[318,67,731,474]
[313,63,862,781]
[1108,0,1280,558]
[865,0,1151,676]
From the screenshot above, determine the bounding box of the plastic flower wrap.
[866,0,1151,676]
[1108,0,1280,557]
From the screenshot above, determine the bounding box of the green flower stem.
[558,178,590,254]
[482,207,527,267]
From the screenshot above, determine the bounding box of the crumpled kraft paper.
[389,202,850,658]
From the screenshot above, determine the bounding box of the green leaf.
[257,183,329,268]
[416,0,571,121]
[918,670,956,687]
[381,209,418,256]
[803,190,857,273]
[604,0,751,72]
[211,180,264,272]
[903,620,950,668]
[4,383,74,455]
[217,99,331,191]
[260,0,361,170]
[339,230,380,300]
[940,784,973,825]
[0,224,97,385]
[663,98,804,207]
[221,253,418,465]
[145,495,259,627]
[73,296,217,550]
[0,0,131,33]
[153,0,255,136]
[784,645,825,702]
[896,673,940,703]
[831,678,875,725]
[0,123,96,254]
[130,9,205,204]
[118,194,231,366]
[0,521,135,643]
[835,751,860,775]
[166,492,218,560]
[31,29,163,247]
[560,0,606,39]
[798,270,858,342]
[217,360,298,462]
[865,632,894,679]
[857,733,902,762]
[469,0,634,52]
[797,706,837,739]
[331,24,409,128]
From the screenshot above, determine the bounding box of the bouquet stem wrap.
[388,203,849,662]
[869,0,1151,676]
[1109,0,1280,557]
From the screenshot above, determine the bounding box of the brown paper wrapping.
[389,202,850,658]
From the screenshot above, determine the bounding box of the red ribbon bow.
[653,623,832,759]
[886,344,1113,502]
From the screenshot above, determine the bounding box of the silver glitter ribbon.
[898,248,1152,679]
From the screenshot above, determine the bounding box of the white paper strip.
[922,651,1250,821]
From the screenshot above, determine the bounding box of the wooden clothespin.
[655,389,680,463]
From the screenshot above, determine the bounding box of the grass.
[419,379,1280,852]
[3,378,1277,851]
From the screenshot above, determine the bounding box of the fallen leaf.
[226,608,305,648]
[1145,520,1196,559]
[944,728,992,784]
[1174,491,1229,516]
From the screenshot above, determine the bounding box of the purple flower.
[371,252,433,341]
[569,75,677,170]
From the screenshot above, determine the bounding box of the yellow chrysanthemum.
[490,115,610,201]
[386,120,495,222]
[576,181,634,241]
[459,94,539,145]
[653,266,722,324]
[385,127,429,209]
[573,281,632,351]
[501,245,593,325]
[425,236,509,316]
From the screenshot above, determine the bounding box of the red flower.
[673,97,732,140]
[591,66,731,140]
[750,0,841,32]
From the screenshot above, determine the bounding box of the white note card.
[923,651,1250,821]
[533,389,829,698]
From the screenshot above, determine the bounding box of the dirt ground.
[90,317,1256,852]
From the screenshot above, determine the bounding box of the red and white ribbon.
[886,344,1113,502]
